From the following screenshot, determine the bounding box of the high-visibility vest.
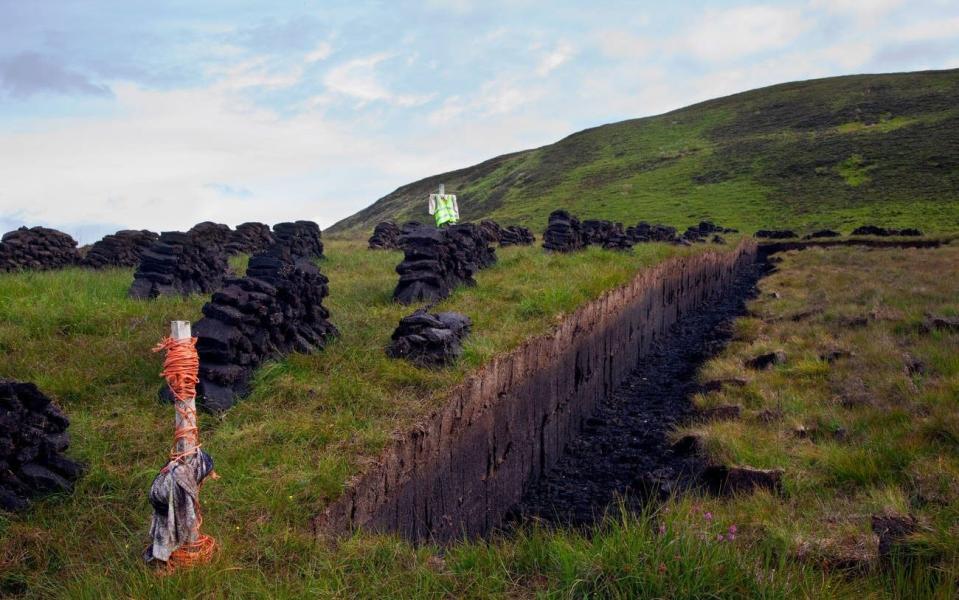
[434,195,458,227]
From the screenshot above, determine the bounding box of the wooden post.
[170,320,197,459]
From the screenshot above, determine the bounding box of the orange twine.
[152,336,217,570]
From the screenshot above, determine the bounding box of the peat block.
[393,223,496,304]
[699,404,742,421]
[272,221,324,259]
[702,465,784,495]
[922,313,959,333]
[582,219,624,245]
[820,349,854,362]
[602,230,634,251]
[478,220,503,243]
[803,229,841,239]
[400,221,425,236]
[478,220,533,247]
[368,221,402,250]
[386,309,471,367]
[627,222,679,243]
[498,225,534,247]
[543,210,587,252]
[755,229,798,239]
[701,377,748,393]
[745,350,787,370]
[0,380,82,512]
[194,245,338,412]
[188,221,233,250]
[0,226,81,272]
[225,222,274,255]
[871,513,919,561]
[546,212,734,251]
[682,221,734,243]
[129,231,230,299]
[851,225,923,237]
[81,229,159,269]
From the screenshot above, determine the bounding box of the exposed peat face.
[511,261,766,527]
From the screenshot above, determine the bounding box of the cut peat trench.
[315,241,759,543]
[314,239,951,543]
[510,260,766,528]
[509,238,953,529]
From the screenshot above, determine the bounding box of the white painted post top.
[171,320,191,341]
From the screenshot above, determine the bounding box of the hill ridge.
[329,68,959,235]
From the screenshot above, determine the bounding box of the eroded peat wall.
[315,239,758,543]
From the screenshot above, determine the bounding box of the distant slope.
[328,69,959,236]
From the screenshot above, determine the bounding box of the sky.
[1,1,958,243]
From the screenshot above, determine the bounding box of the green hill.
[329,69,959,236]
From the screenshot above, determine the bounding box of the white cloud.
[0,82,385,235]
[0,74,565,240]
[595,29,653,60]
[815,41,876,70]
[428,95,467,125]
[323,53,431,106]
[209,57,303,91]
[810,0,906,19]
[536,40,575,76]
[482,83,536,114]
[682,5,809,62]
[428,76,546,125]
[305,41,333,63]
[894,16,959,42]
[423,0,478,14]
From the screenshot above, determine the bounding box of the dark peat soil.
[510,261,766,527]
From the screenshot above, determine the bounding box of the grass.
[329,69,959,238]
[3,238,958,598]
[677,244,959,598]
[0,238,730,598]
[835,154,874,187]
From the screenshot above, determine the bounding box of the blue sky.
[1,1,958,242]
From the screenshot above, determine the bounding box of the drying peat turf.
[514,259,767,526]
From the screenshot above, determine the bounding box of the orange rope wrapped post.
[144,320,217,570]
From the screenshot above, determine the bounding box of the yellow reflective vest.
[430,194,459,227]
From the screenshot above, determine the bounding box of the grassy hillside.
[329,69,959,237]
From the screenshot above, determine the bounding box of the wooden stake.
[170,320,197,459]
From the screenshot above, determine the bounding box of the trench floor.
[511,261,766,526]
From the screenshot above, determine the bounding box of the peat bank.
[316,240,767,542]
